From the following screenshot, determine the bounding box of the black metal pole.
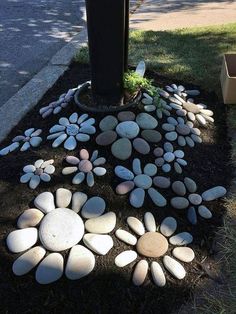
[124,0,129,72]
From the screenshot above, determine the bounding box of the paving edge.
[0,28,88,143]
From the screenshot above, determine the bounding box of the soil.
[0,62,232,314]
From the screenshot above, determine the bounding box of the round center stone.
[136,232,169,257]
[66,124,80,136]
[35,168,43,176]
[39,208,84,251]
[134,174,152,189]
[78,160,93,173]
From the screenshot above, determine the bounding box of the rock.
[83,234,113,255]
[160,217,177,237]
[63,165,78,175]
[174,150,184,158]
[198,205,212,219]
[144,212,156,232]
[182,102,200,114]
[155,157,165,167]
[164,142,174,152]
[165,131,177,141]
[162,123,175,132]
[153,176,171,189]
[34,159,44,168]
[178,136,186,146]
[186,136,195,148]
[93,157,106,166]
[186,89,200,96]
[162,164,171,173]
[129,187,145,208]
[188,193,202,205]
[144,104,156,112]
[202,186,226,201]
[115,250,137,267]
[171,197,189,209]
[134,174,152,189]
[72,172,85,185]
[169,232,193,245]
[117,111,135,121]
[20,141,31,151]
[79,149,89,160]
[69,112,78,123]
[65,245,95,280]
[176,158,187,166]
[143,164,157,176]
[116,181,135,195]
[148,188,167,207]
[172,247,195,263]
[172,181,186,196]
[132,158,142,175]
[174,162,182,174]
[153,147,164,157]
[56,188,72,208]
[116,121,140,139]
[111,138,132,160]
[196,114,206,126]
[184,177,197,193]
[12,246,46,276]
[85,212,116,234]
[163,256,186,279]
[34,192,55,213]
[188,207,197,225]
[188,112,196,121]
[163,152,175,162]
[133,260,148,286]
[141,130,162,143]
[86,172,94,187]
[17,208,44,229]
[39,208,84,251]
[64,136,77,150]
[23,165,36,173]
[115,229,137,245]
[7,228,38,253]
[142,97,152,105]
[96,131,117,146]
[36,253,64,284]
[136,232,168,257]
[115,166,134,180]
[41,159,54,168]
[93,167,106,176]
[29,175,40,189]
[136,113,158,129]
[127,216,145,236]
[167,117,178,125]
[99,115,118,131]
[44,164,55,175]
[150,261,166,287]
[81,197,106,218]
[78,160,93,172]
[133,138,150,154]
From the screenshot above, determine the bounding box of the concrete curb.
[0,28,88,143]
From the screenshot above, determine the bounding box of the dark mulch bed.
[0,62,232,314]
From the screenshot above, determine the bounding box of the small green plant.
[123,71,154,95]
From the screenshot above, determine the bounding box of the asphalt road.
[0,0,85,106]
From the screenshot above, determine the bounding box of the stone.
[137,232,168,257]
[143,164,157,176]
[133,138,150,154]
[188,112,196,121]
[186,136,195,147]
[144,105,156,112]
[196,114,206,126]
[64,136,77,150]
[93,157,106,166]
[117,111,135,121]
[83,234,113,255]
[132,158,142,175]
[86,172,94,187]
[116,121,140,139]
[202,186,226,201]
[155,157,165,167]
[34,192,55,213]
[188,207,197,225]
[163,256,186,280]
[12,246,46,276]
[127,217,145,236]
[111,138,132,160]
[172,181,186,196]
[178,136,186,146]
[151,261,166,287]
[153,176,171,189]
[162,164,171,173]
[164,142,174,152]
[81,197,106,218]
[141,130,162,143]
[115,250,137,267]
[169,232,193,245]
[72,172,85,185]
[133,260,148,286]
[93,167,106,176]
[44,164,55,175]
[129,188,145,208]
[184,177,197,193]
[162,123,175,132]
[41,159,54,168]
[85,212,116,234]
[142,97,152,105]
[176,124,190,136]
[148,188,167,207]
[41,173,51,183]
[23,165,36,173]
[76,133,90,142]
[65,245,95,280]
[115,166,134,180]
[7,227,38,253]
[69,112,78,123]
[56,188,72,208]
[99,115,118,131]
[160,217,177,237]
[172,247,195,263]
[17,208,44,229]
[39,208,84,251]
[186,89,200,96]
[79,149,89,160]
[188,193,202,205]
[20,141,31,151]
[153,147,164,157]
[134,174,152,189]
[96,131,117,146]
[165,131,177,141]
[176,158,187,166]
[171,197,189,209]
[144,212,156,232]
[163,152,175,162]
[29,175,40,189]
[174,150,184,158]
[136,113,158,129]
[79,160,93,173]
[36,253,64,284]
[116,181,135,195]
[174,162,182,174]
[167,117,178,125]
[198,205,212,219]
[182,102,200,114]
[34,159,44,168]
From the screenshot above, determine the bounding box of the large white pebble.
[133,260,148,286]
[163,256,186,279]
[56,188,72,208]
[83,234,113,255]
[144,212,156,232]
[115,229,137,245]
[36,253,64,284]
[72,192,88,213]
[115,250,137,267]
[172,247,195,263]
[34,192,55,213]
[150,261,166,287]
[7,228,38,253]
[17,208,44,228]
[85,212,116,234]
[127,217,145,236]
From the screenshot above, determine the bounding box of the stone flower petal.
[52,133,67,147]
[64,136,77,150]
[20,172,34,183]
[35,253,64,284]
[72,172,85,185]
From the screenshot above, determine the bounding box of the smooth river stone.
[144,212,156,232]
[133,260,148,286]
[23,164,36,173]
[137,232,168,257]
[115,250,137,267]
[132,158,142,175]
[99,115,118,131]
[184,177,197,193]
[171,197,189,209]
[151,261,166,287]
[136,113,158,129]
[7,228,38,253]
[164,152,175,163]
[143,163,157,176]
[72,192,88,213]
[56,188,72,208]
[134,174,152,189]
[153,176,171,189]
[13,246,46,276]
[165,131,177,141]
[81,196,106,218]
[169,232,193,245]
[201,186,226,201]
[148,188,167,207]
[133,138,150,154]
[182,102,200,114]
[83,234,113,255]
[160,217,177,237]
[36,253,64,284]
[153,147,164,157]
[198,205,212,219]
[29,175,40,189]
[172,181,186,196]
[115,229,137,245]
[115,165,134,180]
[65,245,95,280]
[34,192,55,213]
[127,217,145,236]
[116,121,140,139]
[172,247,195,263]
[96,130,117,146]
[93,157,106,166]
[116,181,135,195]
[111,138,132,160]
[129,188,145,208]
[188,193,202,205]
[17,208,44,229]
[163,256,186,280]
[85,212,116,234]
[117,111,135,121]
[141,130,162,143]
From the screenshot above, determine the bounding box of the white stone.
[83,234,113,255]
[115,229,137,245]
[196,114,206,125]
[188,193,202,205]
[72,192,88,213]
[163,256,186,279]
[56,188,72,208]
[116,121,140,139]
[133,260,148,286]
[93,167,106,176]
[85,212,116,234]
[115,250,137,267]
[198,205,212,219]
[23,165,36,173]
[62,166,78,175]
[144,212,156,232]
[160,217,177,237]
[136,113,158,129]
[40,173,51,182]
[36,253,64,284]
[169,232,193,245]
[81,197,106,218]
[148,188,167,207]
[29,175,40,189]
[174,150,184,158]
[202,186,226,201]
[150,261,166,287]
[7,227,38,253]
[127,216,145,235]
[34,192,55,213]
[115,166,134,180]
[17,208,44,228]
[172,247,195,263]
[129,187,145,208]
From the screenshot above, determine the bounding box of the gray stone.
[143,163,157,176]
[117,111,135,121]
[96,131,117,146]
[155,157,165,167]
[111,138,132,160]
[160,217,177,237]
[198,205,212,219]
[164,142,174,152]
[144,212,156,232]
[148,188,167,207]
[141,130,162,143]
[133,138,150,154]
[174,162,182,174]
[171,197,189,209]
[153,176,171,189]
[165,131,177,141]
[162,164,171,173]
[162,123,175,132]
[115,165,134,180]
[202,186,226,201]
[174,150,184,158]
[184,177,197,193]
[81,197,106,218]
[188,193,202,205]
[132,158,142,175]
[153,147,164,157]
[129,187,145,208]
[36,253,64,284]
[116,121,140,139]
[134,174,152,189]
[136,113,158,129]
[188,207,197,225]
[172,181,186,196]
[99,115,118,131]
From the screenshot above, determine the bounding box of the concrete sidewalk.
[130,0,236,30]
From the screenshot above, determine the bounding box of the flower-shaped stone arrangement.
[115,158,167,208]
[96,113,162,160]
[20,159,55,189]
[162,117,202,148]
[142,92,172,119]
[115,213,194,286]
[6,189,116,284]
[0,128,42,156]
[47,113,96,150]
[154,142,187,174]
[165,84,200,98]
[170,178,227,224]
[62,149,106,187]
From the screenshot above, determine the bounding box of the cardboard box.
[220,53,236,104]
